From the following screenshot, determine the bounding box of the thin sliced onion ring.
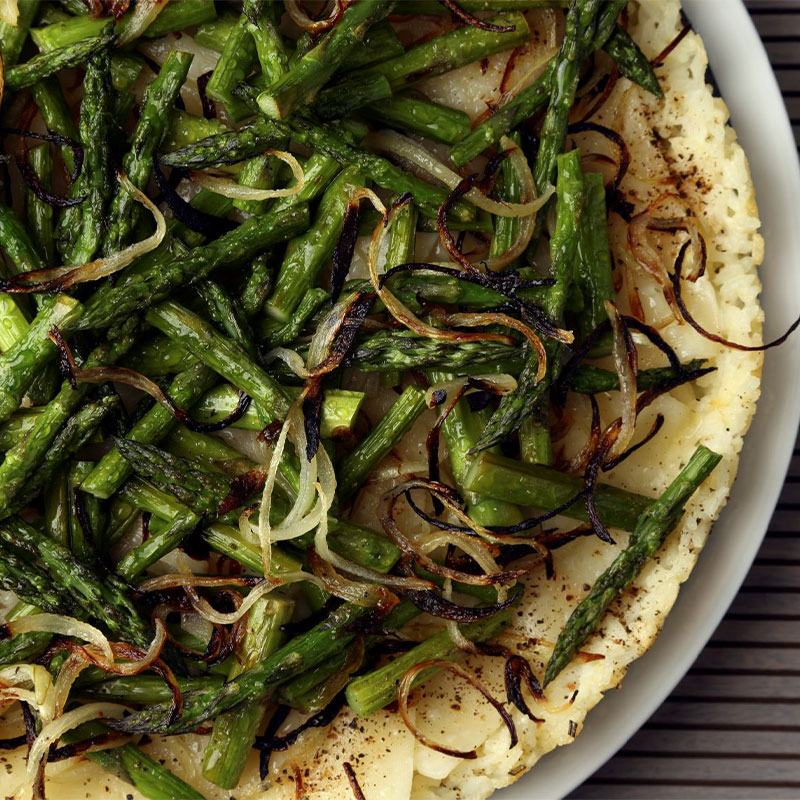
[313,481,433,593]
[380,482,526,586]
[118,0,169,45]
[0,173,165,293]
[397,659,517,759]
[8,614,114,665]
[285,0,346,34]
[24,703,129,800]
[484,137,550,271]
[190,150,304,200]
[439,310,554,384]
[368,130,552,218]
[308,548,397,608]
[0,0,17,26]
[604,300,638,461]
[368,206,516,348]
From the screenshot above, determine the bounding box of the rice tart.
[0,0,764,798]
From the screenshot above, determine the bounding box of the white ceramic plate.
[500,2,800,798]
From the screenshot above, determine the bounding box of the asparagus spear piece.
[104,50,194,254]
[203,597,294,788]
[77,203,310,330]
[0,0,38,67]
[544,446,722,684]
[111,602,379,734]
[30,1,217,50]
[325,12,529,110]
[534,0,601,193]
[361,94,473,145]
[30,77,80,173]
[90,741,207,800]
[266,167,365,321]
[79,675,224,705]
[261,286,328,344]
[0,548,73,613]
[205,13,257,122]
[0,603,52,666]
[0,294,81,424]
[159,117,287,169]
[567,360,710,395]
[603,24,664,99]
[0,188,48,275]
[0,408,44,450]
[0,517,152,649]
[476,149,584,451]
[58,49,115,265]
[25,145,56,266]
[463,450,652,531]
[247,1,289,86]
[489,131,522,263]
[314,72,393,121]
[0,324,136,521]
[338,386,427,501]
[257,0,393,120]
[346,610,513,716]
[145,299,292,425]
[429,371,523,528]
[341,21,405,70]
[4,24,115,91]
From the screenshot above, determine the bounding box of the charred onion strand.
[672,241,800,351]
[398,659,517,758]
[152,158,236,239]
[567,121,630,190]
[0,174,165,293]
[49,328,252,432]
[1,127,83,184]
[439,0,516,32]
[285,0,346,34]
[505,654,545,723]
[651,23,692,68]
[343,762,367,800]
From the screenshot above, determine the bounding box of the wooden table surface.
[569,2,800,797]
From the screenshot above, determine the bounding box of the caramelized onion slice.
[398,659,518,759]
[25,703,129,799]
[604,300,638,460]
[0,174,165,293]
[672,241,800,352]
[369,130,551,218]
[285,0,346,33]
[190,150,304,200]
[118,0,169,44]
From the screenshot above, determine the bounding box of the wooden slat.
[574,786,800,800]
[710,619,800,645]
[591,757,800,783]
[691,645,800,673]
[622,727,800,756]
[741,564,800,589]
[669,673,800,700]
[568,4,800,796]
[727,590,800,618]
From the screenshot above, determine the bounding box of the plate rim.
[500,2,800,798]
